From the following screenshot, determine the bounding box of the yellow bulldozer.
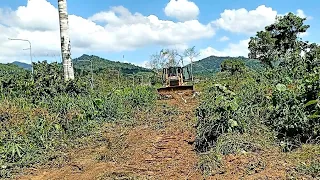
[157,66,194,97]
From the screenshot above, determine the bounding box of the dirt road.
[18,97,203,180]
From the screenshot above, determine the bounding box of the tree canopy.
[248,12,311,69]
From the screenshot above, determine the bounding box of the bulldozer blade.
[157,85,194,94]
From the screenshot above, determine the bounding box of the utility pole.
[9,38,33,75]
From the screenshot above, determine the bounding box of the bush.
[195,65,320,154]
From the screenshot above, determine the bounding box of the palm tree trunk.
[58,0,74,80]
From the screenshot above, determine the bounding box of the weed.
[198,149,224,176]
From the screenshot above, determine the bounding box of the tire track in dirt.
[120,125,202,179]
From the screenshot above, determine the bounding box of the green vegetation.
[73,54,153,75]
[195,12,319,177]
[0,61,157,178]
[186,55,262,76]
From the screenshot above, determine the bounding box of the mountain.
[11,61,32,70]
[4,55,262,77]
[1,55,153,75]
[73,54,153,75]
[186,56,263,75]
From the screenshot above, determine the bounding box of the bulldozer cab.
[162,66,192,87]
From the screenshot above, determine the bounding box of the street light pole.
[8,38,33,75]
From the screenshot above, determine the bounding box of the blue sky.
[0,0,318,67]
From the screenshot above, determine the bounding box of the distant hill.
[11,61,32,70]
[3,55,263,77]
[0,63,29,79]
[73,54,153,75]
[0,63,25,72]
[185,56,263,75]
[0,55,153,76]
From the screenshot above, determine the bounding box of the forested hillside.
[186,55,262,75]
[0,61,31,71]
[73,54,153,75]
[3,54,155,77]
[7,54,262,77]
[0,63,25,72]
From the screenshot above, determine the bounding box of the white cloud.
[0,0,214,63]
[0,0,58,31]
[296,9,312,20]
[299,32,309,38]
[213,5,277,35]
[164,0,200,21]
[296,9,306,18]
[119,59,148,68]
[219,36,229,42]
[166,43,189,51]
[200,7,311,60]
[212,6,311,35]
[199,39,250,59]
[135,60,149,68]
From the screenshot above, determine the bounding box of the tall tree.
[148,51,166,71]
[248,12,310,69]
[147,49,183,71]
[58,0,74,80]
[161,49,183,67]
[184,46,200,82]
